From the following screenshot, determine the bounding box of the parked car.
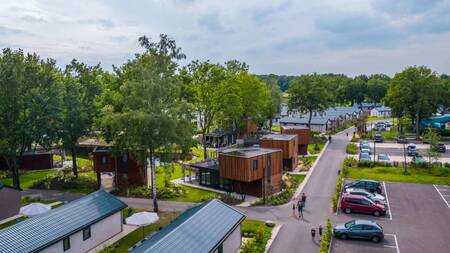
[334,219,384,243]
[341,194,386,217]
[373,123,386,131]
[344,179,382,194]
[377,154,390,163]
[360,143,371,154]
[407,144,417,156]
[437,143,447,153]
[384,120,392,127]
[397,135,407,143]
[359,152,371,162]
[359,140,368,147]
[412,153,426,163]
[374,133,383,143]
[344,188,386,205]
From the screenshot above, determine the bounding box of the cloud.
[0,26,27,35]
[78,18,115,29]
[372,0,443,15]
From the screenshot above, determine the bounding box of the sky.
[1,0,449,76]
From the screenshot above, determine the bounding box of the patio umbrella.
[126,212,159,239]
[20,203,51,217]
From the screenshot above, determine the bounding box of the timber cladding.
[280,126,312,145]
[259,135,298,159]
[218,149,282,184]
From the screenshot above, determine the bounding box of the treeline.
[0,35,282,196]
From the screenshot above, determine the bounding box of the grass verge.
[0,169,55,189]
[346,143,358,154]
[241,219,275,253]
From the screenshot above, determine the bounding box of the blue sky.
[0,0,449,76]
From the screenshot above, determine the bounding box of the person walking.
[328,135,332,142]
[301,193,307,209]
[311,227,316,240]
[298,201,304,219]
[292,202,296,216]
[319,225,323,240]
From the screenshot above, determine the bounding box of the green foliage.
[384,66,443,139]
[31,169,97,194]
[0,48,60,188]
[298,156,317,171]
[288,74,333,126]
[422,128,441,167]
[319,219,333,253]
[241,220,273,253]
[126,183,187,199]
[346,143,358,154]
[252,174,304,206]
[333,165,347,212]
[0,169,56,189]
[271,125,281,132]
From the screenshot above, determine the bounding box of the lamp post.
[373,140,376,161]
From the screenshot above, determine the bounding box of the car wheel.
[373,211,381,217]
[376,189,382,194]
[344,208,351,214]
[371,236,381,243]
[340,234,348,240]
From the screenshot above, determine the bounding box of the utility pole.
[373,141,376,161]
[403,143,407,174]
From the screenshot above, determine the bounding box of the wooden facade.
[0,153,53,171]
[93,150,146,188]
[280,125,311,155]
[259,134,298,171]
[219,148,282,197]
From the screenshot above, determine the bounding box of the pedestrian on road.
[301,193,307,209]
[328,135,332,142]
[319,225,323,239]
[292,202,296,216]
[346,132,349,137]
[298,201,304,219]
[311,228,316,240]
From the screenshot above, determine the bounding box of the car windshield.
[361,154,370,159]
[378,154,388,160]
[344,220,355,228]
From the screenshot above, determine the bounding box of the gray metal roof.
[131,199,245,253]
[260,134,297,141]
[0,189,127,253]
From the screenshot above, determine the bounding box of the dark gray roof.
[373,106,391,112]
[279,117,331,125]
[190,159,219,171]
[0,190,127,253]
[260,134,297,141]
[205,129,235,137]
[131,199,245,253]
[281,125,309,130]
[220,147,281,158]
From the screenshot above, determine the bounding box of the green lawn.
[241,219,274,253]
[100,211,180,253]
[347,166,450,185]
[271,125,281,132]
[0,169,55,189]
[368,129,399,140]
[308,143,325,154]
[367,116,389,122]
[169,185,217,203]
[53,154,93,169]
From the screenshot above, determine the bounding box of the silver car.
[344,187,386,205]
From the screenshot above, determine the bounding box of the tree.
[385,66,441,140]
[181,61,226,159]
[59,60,103,176]
[344,77,367,105]
[97,34,193,212]
[367,77,389,103]
[264,80,283,132]
[0,48,60,188]
[288,74,332,127]
[422,128,440,170]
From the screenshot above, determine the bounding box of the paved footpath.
[237,128,352,253]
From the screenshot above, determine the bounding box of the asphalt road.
[237,128,352,253]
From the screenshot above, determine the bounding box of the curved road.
[237,128,352,253]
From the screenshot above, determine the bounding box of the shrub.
[31,169,97,193]
[332,165,346,212]
[319,219,333,253]
[252,174,304,206]
[346,143,358,154]
[0,170,10,179]
[241,225,272,253]
[126,183,187,199]
[343,157,358,168]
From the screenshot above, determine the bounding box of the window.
[363,225,376,231]
[63,237,70,251]
[267,155,271,183]
[83,226,91,240]
[349,225,363,231]
[252,160,258,171]
[101,155,108,165]
[360,200,370,206]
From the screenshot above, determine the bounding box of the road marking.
[384,234,400,253]
[434,185,450,209]
[383,182,393,220]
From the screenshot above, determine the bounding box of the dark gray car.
[334,219,384,243]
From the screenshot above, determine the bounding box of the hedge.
[319,219,333,253]
[345,143,358,154]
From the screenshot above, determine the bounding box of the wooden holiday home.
[259,134,298,171]
[280,125,311,155]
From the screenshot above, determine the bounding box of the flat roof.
[131,199,245,253]
[220,147,281,158]
[190,159,219,171]
[0,190,127,253]
[281,125,310,130]
[260,134,297,141]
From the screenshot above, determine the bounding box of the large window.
[252,160,258,171]
[63,237,70,251]
[83,226,91,241]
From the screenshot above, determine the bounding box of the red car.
[341,194,386,217]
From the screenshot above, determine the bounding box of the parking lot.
[332,181,450,253]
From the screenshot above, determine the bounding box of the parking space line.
[384,233,400,253]
[434,184,450,209]
[383,182,393,220]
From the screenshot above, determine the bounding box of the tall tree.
[344,77,367,105]
[422,128,440,170]
[288,74,332,127]
[367,76,389,103]
[0,48,59,188]
[59,60,103,176]
[181,60,226,159]
[385,66,441,140]
[264,79,283,132]
[98,35,193,212]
